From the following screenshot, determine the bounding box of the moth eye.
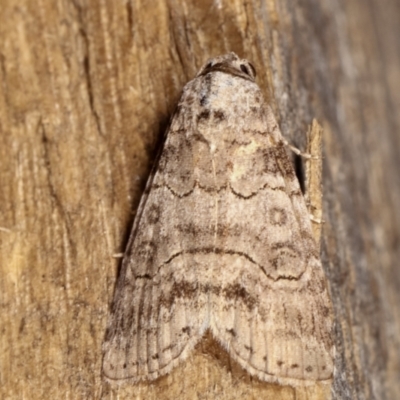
[240,63,256,78]
[240,64,250,76]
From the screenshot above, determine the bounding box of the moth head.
[197,52,257,81]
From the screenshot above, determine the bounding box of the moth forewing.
[102,52,334,386]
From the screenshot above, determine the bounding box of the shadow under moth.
[102,52,334,387]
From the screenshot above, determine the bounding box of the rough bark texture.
[1,0,399,399]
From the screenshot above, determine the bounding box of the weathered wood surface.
[1,0,399,399]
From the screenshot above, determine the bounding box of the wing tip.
[101,333,205,384]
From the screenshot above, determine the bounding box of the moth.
[103,52,334,386]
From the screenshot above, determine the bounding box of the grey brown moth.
[102,52,334,386]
